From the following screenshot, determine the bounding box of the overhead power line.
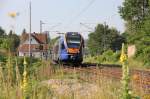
[80,23,95,31]
[74,0,96,20]
[65,0,96,28]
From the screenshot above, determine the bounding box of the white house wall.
[23,36,39,44]
[19,51,44,58]
[19,52,24,56]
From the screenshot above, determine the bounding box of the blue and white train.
[52,32,84,64]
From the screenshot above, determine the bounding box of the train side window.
[61,43,65,49]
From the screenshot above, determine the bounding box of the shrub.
[102,50,120,63]
[135,45,150,67]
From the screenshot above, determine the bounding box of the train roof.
[66,32,80,35]
[54,32,83,43]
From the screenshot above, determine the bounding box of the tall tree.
[0,27,6,36]
[87,24,124,55]
[119,0,150,66]
[22,28,27,34]
[119,0,149,34]
[9,33,20,52]
[8,30,13,37]
[20,28,28,43]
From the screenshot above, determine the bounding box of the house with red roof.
[18,32,49,59]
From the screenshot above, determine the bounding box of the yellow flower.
[120,53,127,63]
[8,12,18,18]
[120,43,127,63]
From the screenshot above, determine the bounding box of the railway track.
[60,63,150,94]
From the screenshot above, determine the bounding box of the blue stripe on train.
[59,49,68,60]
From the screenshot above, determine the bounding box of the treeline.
[87,0,150,66]
[0,27,20,52]
[87,24,125,55]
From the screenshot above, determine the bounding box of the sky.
[0,0,125,38]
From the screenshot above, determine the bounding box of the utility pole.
[40,20,45,33]
[40,20,42,33]
[29,1,31,57]
[103,22,106,52]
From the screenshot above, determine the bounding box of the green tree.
[0,27,7,49]
[119,0,150,66]
[8,30,20,52]
[0,27,6,37]
[87,24,124,55]
[20,29,28,44]
[22,28,27,34]
[119,0,149,34]
[0,30,20,52]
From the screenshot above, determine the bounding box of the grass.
[0,54,148,99]
[83,55,121,65]
[128,58,146,69]
[84,55,149,69]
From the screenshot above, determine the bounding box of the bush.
[17,57,41,76]
[0,54,6,62]
[84,50,121,64]
[102,50,120,63]
[136,45,150,67]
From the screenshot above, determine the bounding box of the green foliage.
[0,27,6,36]
[119,0,150,67]
[0,54,7,62]
[20,29,28,44]
[103,50,121,62]
[87,24,125,55]
[119,0,149,34]
[84,50,121,64]
[135,44,150,67]
[17,57,41,76]
[8,31,20,52]
[119,0,149,21]
[125,16,150,67]
[0,29,20,52]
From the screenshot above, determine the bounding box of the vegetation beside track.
[84,49,149,69]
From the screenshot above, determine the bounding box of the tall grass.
[0,52,147,99]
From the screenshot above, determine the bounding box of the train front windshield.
[66,34,81,48]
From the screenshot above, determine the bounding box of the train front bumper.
[60,53,83,62]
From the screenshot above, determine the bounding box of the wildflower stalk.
[22,56,28,99]
[120,43,131,99]
[0,62,4,89]
[0,62,8,98]
[7,48,13,87]
[15,57,21,86]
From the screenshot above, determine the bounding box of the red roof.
[18,32,49,52]
[21,32,48,44]
[32,33,48,44]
